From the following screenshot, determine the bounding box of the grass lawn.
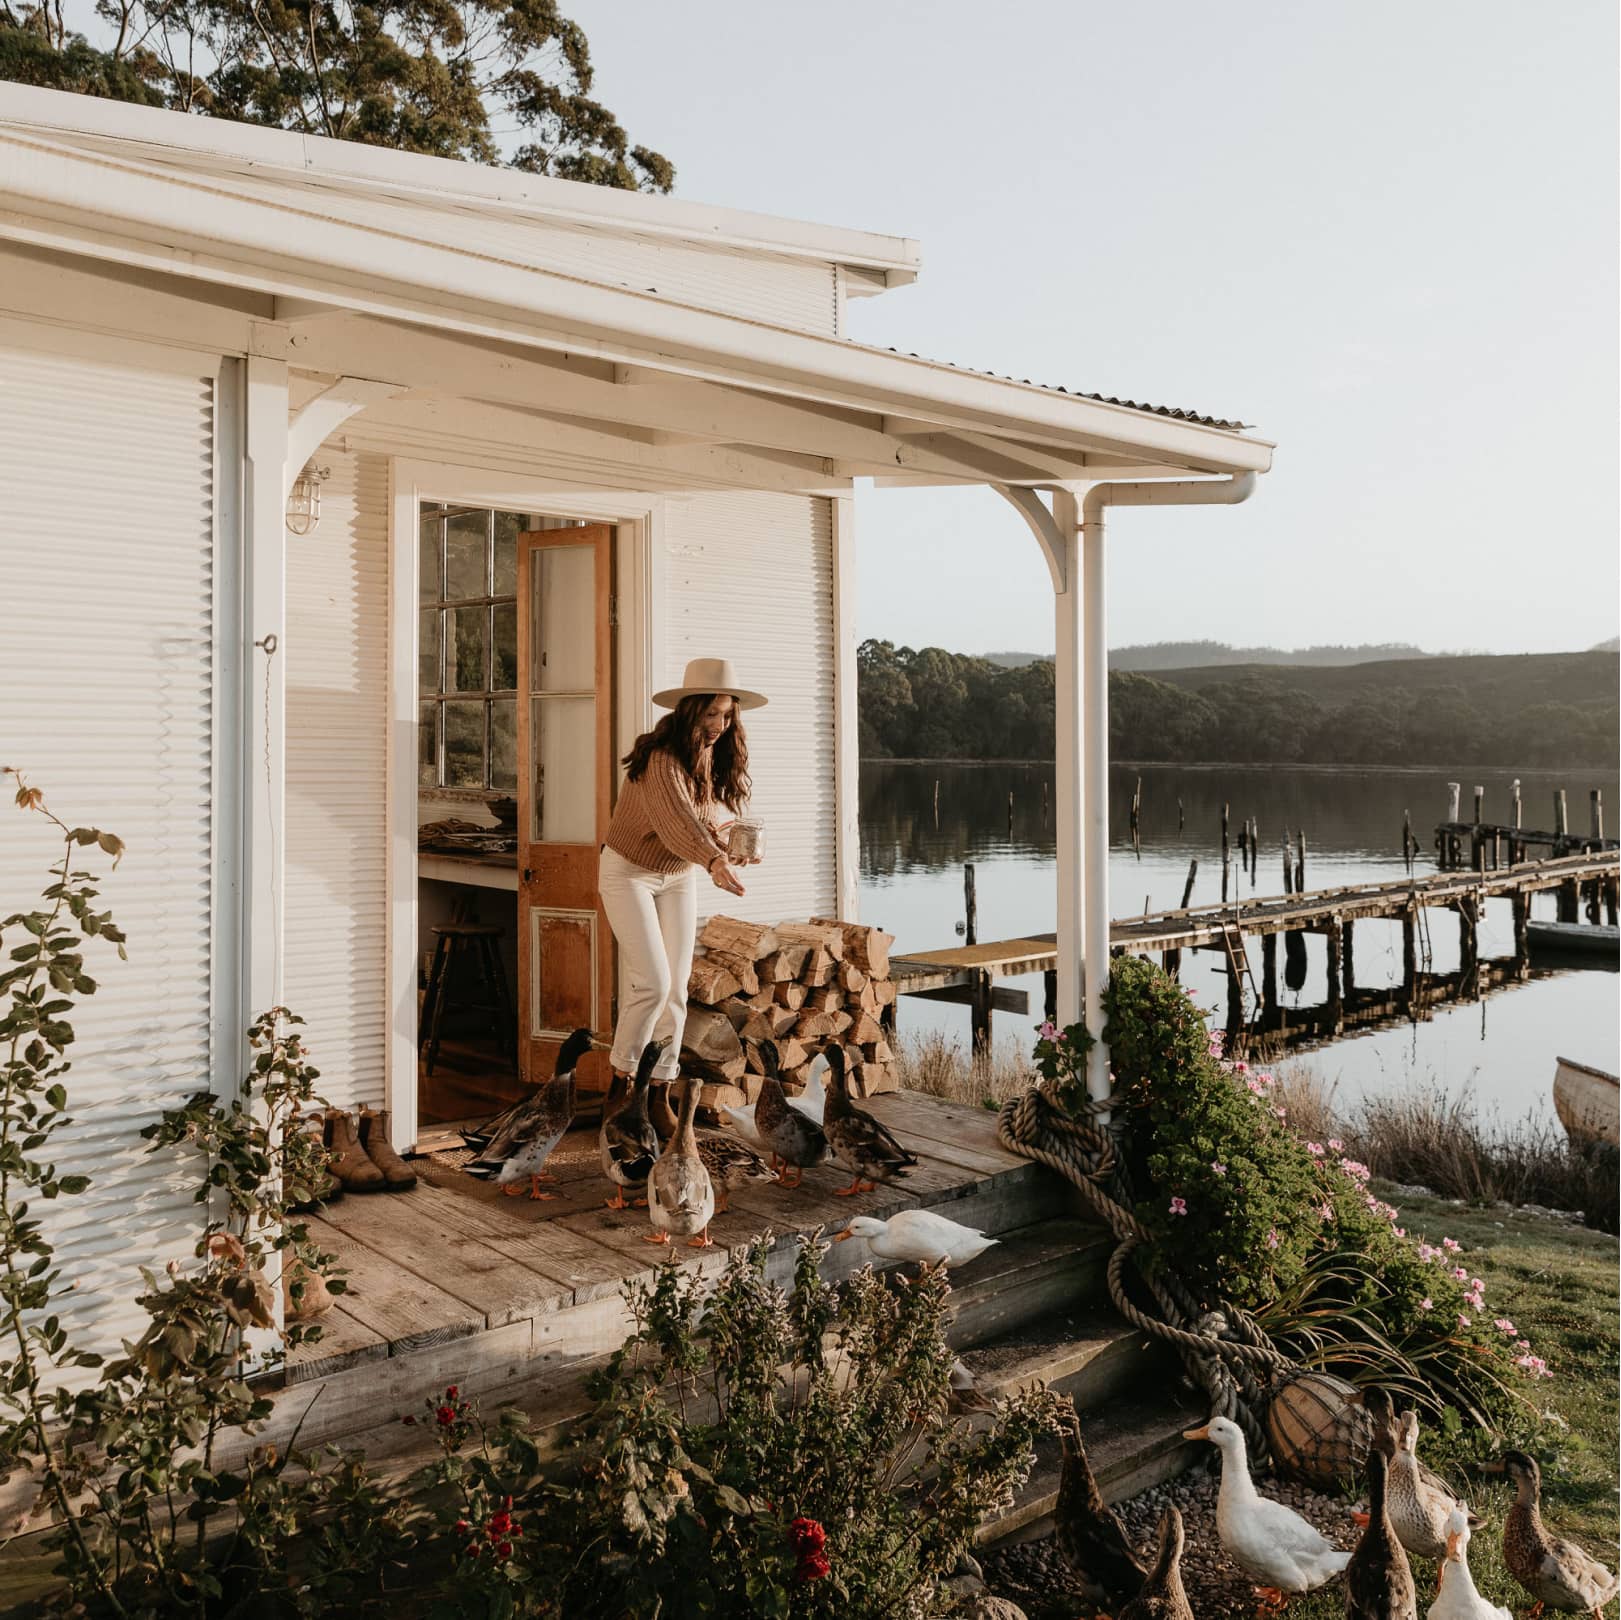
[1286,1185,1618,1620]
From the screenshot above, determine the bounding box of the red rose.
[436,1405,456,1426]
[788,1517,826,1554]
[796,1552,831,1583]
[496,1541,513,1560]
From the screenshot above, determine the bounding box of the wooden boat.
[1527,920,1619,961]
[1553,1057,1620,1149]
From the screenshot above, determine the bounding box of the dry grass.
[1274,1065,1618,1232]
[893,1028,1033,1110]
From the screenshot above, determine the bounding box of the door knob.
[522,867,533,883]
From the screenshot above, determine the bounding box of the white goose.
[832,1208,997,1271]
[1430,1509,1512,1620]
[723,1052,826,1148]
[1184,1415,1352,1609]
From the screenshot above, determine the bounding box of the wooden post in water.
[1282,832,1294,894]
[1402,809,1414,874]
[1130,777,1142,848]
[963,862,977,946]
[1473,785,1483,824]
[1342,919,1355,994]
[1511,778,1522,830]
[1177,796,1184,831]
[933,778,940,829]
[1180,858,1198,909]
[1447,782,1461,823]
[1591,789,1604,841]
[969,967,993,1054]
[1249,819,1259,881]
[1401,904,1417,1003]
[1458,897,1478,975]
[1555,789,1568,838]
[1511,889,1530,979]
[1042,777,1049,824]
[1261,931,1278,1016]
[1325,920,1344,1034]
[1558,876,1580,924]
[1007,789,1014,837]
[1295,830,1307,892]
[1220,802,1231,903]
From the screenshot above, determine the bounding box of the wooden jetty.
[889,849,1621,1054]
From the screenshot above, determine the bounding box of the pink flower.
[1453,1266,1469,1282]
[1266,1229,1281,1250]
[1327,1138,1344,1152]
[1306,1142,1325,1157]
[1211,1162,1227,1176]
[1442,1237,1460,1252]
[1515,1339,1531,1352]
[1457,1313,1473,1329]
[1514,1352,1551,1379]
[1271,1106,1287,1120]
[1208,1031,1226,1052]
[1393,1227,1406,1238]
[1318,1202,1334,1221]
[1245,1076,1266,1095]
[1470,1277,1484,1292]
[1420,1298,1433,1311]
[1233,1060,1250,1074]
[1257,1071,1275,1088]
[1494,1318,1517,1335]
[1037,1020,1058,1042]
[1417,1243,1439,1263]
[1169,1196,1188,1216]
[1339,1159,1371,1182]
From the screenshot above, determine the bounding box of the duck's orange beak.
[1445,1532,1462,1561]
[833,1228,856,1243]
[1182,1425,1211,1441]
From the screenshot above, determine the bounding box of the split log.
[688,957,742,1005]
[849,1011,884,1046]
[776,1038,809,1071]
[758,945,810,982]
[795,1009,841,1041]
[873,979,897,1008]
[746,984,779,1013]
[828,1010,853,1037]
[779,921,845,961]
[699,916,781,959]
[805,985,845,1014]
[856,981,881,1017]
[812,918,893,979]
[774,982,808,1011]
[683,1004,745,1074]
[720,1001,753,1033]
[838,961,868,994]
[703,949,760,997]
[800,950,837,988]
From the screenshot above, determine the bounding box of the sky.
[577,1,1618,658]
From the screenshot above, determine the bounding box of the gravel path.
[982,1465,1361,1620]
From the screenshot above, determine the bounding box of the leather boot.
[359,1107,418,1192]
[324,1109,386,1193]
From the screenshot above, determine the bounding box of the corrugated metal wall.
[283,445,390,1109]
[0,334,218,1358]
[661,492,837,925]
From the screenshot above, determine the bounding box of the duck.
[1387,1409,1483,1567]
[1184,1415,1352,1611]
[751,1040,830,1189]
[645,1075,716,1249]
[460,1025,594,1155]
[1346,1448,1417,1620]
[1118,1505,1195,1620]
[832,1208,997,1272]
[1493,1450,1618,1619]
[463,1026,591,1199]
[1055,1406,1148,1602]
[822,1043,918,1196]
[599,1040,662,1210]
[1357,1389,1482,1550]
[948,1357,999,1416]
[1430,1508,1512,1620]
[723,1051,826,1148]
[692,1128,776,1213]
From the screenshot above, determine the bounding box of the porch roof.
[0,84,1274,486]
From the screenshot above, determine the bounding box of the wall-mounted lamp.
[285,463,330,536]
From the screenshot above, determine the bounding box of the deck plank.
[861,1093,1028,1176]
[283,1298,390,1384]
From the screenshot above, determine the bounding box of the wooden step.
[939,1220,1112,1350]
[976,1387,1203,1547]
[958,1304,1166,1409]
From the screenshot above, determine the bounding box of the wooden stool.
[418,924,516,1076]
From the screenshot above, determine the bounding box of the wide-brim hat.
[652,656,768,711]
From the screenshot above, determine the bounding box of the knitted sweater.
[604,747,730,875]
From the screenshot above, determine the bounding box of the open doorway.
[415,503,615,1125]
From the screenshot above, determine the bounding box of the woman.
[598,656,766,1118]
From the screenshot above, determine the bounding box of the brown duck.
[1492,1450,1618,1620]
[1053,1407,1147,1603]
[1345,1449,1417,1620]
[1118,1505,1194,1620]
[822,1043,917,1196]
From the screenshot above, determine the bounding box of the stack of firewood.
[681,915,898,1110]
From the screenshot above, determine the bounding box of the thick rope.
[998,1083,1296,1460]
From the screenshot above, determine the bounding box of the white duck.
[1184,1415,1353,1609]
[1430,1509,1512,1620]
[723,1052,826,1149]
[833,1208,997,1271]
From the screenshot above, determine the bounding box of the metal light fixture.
[285,463,330,536]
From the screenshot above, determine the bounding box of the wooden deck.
[286,1090,1053,1390]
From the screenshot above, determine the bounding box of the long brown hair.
[623,693,752,812]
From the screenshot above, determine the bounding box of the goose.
[1345,1449,1417,1620]
[1118,1506,1195,1620]
[645,1076,716,1249]
[1429,1509,1512,1620]
[1492,1450,1618,1619]
[822,1043,917,1196]
[1184,1415,1352,1610]
[751,1040,830,1188]
[599,1040,662,1210]
[833,1208,996,1271]
[463,1027,591,1199]
[723,1051,826,1148]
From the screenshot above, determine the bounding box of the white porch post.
[1050,488,1084,1029]
[242,353,289,1025]
[1079,498,1111,1107]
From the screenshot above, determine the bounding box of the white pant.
[598,845,697,1080]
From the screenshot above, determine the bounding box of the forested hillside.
[857,641,1618,766]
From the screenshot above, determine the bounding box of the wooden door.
[515,525,614,1093]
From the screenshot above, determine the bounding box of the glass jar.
[727,815,766,863]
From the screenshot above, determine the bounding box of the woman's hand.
[708,855,746,897]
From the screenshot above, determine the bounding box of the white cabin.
[0,83,1274,1360]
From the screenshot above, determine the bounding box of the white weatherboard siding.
[0,331,218,1360]
[284,445,389,1110]
[661,492,837,925]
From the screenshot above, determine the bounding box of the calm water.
[859,762,1620,1122]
